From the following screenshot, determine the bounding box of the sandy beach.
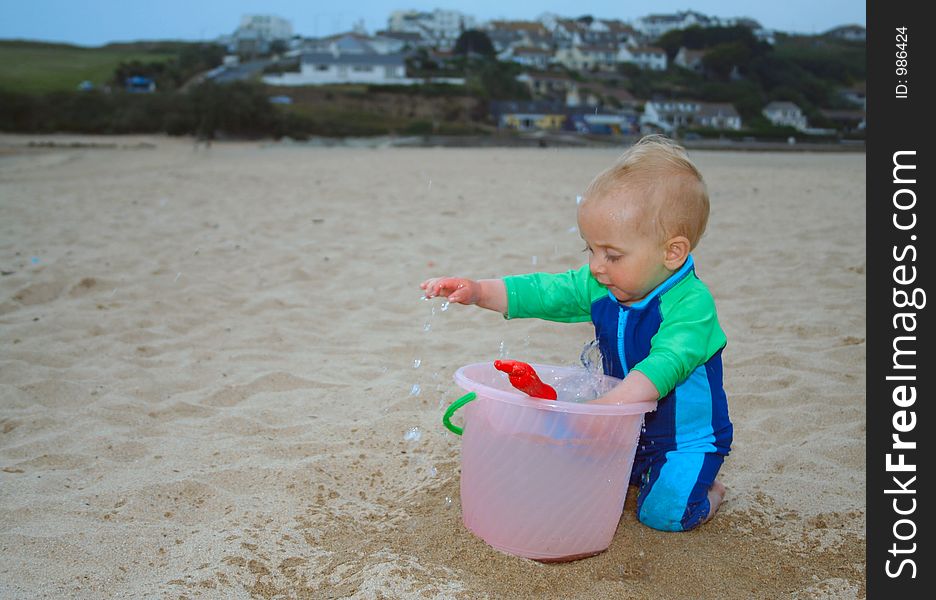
[0,134,865,599]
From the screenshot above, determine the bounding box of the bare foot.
[703,479,726,523]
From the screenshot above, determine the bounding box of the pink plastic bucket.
[445,362,656,562]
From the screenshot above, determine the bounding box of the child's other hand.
[420,277,481,305]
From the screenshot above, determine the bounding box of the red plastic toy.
[493,359,558,400]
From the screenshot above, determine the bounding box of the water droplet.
[410,383,421,396]
[567,226,578,234]
[403,427,421,442]
[413,358,421,369]
[30,256,40,264]
[498,341,507,358]
[444,496,453,507]
[531,255,538,266]
[575,195,583,205]
[423,322,432,332]
[174,272,182,282]
[429,466,438,477]
[440,300,450,311]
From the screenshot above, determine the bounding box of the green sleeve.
[631,279,727,397]
[502,265,607,323]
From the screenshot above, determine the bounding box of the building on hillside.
[552,45,611,71]
[696,103,742,130]
[228,14,293,55]
[299,32,406,55]
[819,109,866,132]
[641,99,741,132]
[674,47,705,72]
[633,11,712,40]
[263,52,407,85]
[824,24,866,41]
[621,46,668,71]
[500,46,553,69]
[763,101,808,130]
[387,9,476,49]
[489,100,567,131]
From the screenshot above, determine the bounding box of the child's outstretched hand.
[420,277,482,305]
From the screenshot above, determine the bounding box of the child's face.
[577,194,673,305]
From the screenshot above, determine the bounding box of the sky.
[1,1,866,47]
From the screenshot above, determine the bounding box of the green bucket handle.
[442,392,477,435]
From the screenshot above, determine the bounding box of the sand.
[0,134,865,599]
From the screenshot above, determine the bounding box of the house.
[825,24,866,41]
[839,82,866,108]
[299,32,405,56]
[489,100,567,131]
[565,106,639,135]
[622,46,667,71]
[640,99,740,132]
[633,11,712,40]
[674,47,705,72]
[554,44,618,71]
[763,101,808,130]
[263,52,408,85]
[228,14,293,55]
[819,109,866,132]
[641,99,702,132]
[387,9,476,49]
[516,71,578,101]
[697,103,742,130]
[501,46,553,69]
[485,20,552,54]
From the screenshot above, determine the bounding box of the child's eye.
[582,245,592,254]
[606,254,621,263]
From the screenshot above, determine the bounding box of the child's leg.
[634,451,725,532]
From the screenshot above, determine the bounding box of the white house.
[500,46,553,69]
[263,52,408,85]
[633,11,711,40]
[697,103,742,130]
[674,47,705,72]
[825,24,866,41]
[641,99,741,132]
[622,46,668,71]
[763,101,808,130]
[387,9,476,49]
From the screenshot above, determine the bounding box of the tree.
[453,30,495,57]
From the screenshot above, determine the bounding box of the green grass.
[0,40,177,93]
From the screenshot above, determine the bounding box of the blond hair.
[583,134,709,248]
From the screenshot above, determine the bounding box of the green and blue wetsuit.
[503,255,732,531]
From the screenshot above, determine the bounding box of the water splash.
[410,383,422,396]
[413,358,422,369]
[423,321,432,332]
[498,340,508,358]
[440,300,450,311]
[403,426,421,442]
[576,195,583,205]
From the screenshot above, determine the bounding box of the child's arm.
[420,277,507,314]
[592,371,660,405]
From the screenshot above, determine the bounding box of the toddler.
[421,135,732,532]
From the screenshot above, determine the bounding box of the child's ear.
[663,236,690,270]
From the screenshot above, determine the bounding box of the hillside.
[0,40,181,93]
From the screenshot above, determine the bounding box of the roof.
[632,46,666,55]
[300,52,406,66]
[512,46,552,56]
[490,100,566,114]
[764,101,801,112]
[819,109,865,120]
[698,102,739,117]
[487,20,548,35]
